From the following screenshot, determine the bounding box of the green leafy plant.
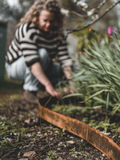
[69,32,120,114]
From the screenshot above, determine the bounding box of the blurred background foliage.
[0,0,119,31]
[73,26,102,52]
[0,0,119,49]
[60,0,118,33]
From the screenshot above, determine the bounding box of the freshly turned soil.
[0,89,120,160]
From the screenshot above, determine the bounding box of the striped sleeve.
[6,26,21,63]
[20,24,40,67]
[57,34,72,68]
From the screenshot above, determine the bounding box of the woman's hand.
[31,62,60,99]
[63,66,77,94]
[45,83,60,100]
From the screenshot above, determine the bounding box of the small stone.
[24,118,30,124]
[58,157,63,160]
[23,151,36,158]
[58,142,63,146]
[44,133,47,136]
[70,136,74,139]
[67,140,75,144]
[102,154,105,157]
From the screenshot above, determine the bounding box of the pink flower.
[107,26,113,35]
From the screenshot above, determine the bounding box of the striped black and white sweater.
[6,22,72,68]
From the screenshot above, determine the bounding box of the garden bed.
[0,89,120,160]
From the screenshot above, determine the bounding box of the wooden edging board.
[38,102,120,160]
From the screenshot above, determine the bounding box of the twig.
[96,0,108,11]
[70,11,87,18]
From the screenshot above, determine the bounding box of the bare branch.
[96,0,108,10]
[69,0,108,19]
[84,0,108,17]
[80,0,108,13]
[66,0,120,36]
[70,11,87,18]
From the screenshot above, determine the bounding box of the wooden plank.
[38,102,120,160]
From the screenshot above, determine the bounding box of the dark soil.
[0,89,120,160]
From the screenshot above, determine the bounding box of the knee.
[38,48,51,66]
[38,48,49,60]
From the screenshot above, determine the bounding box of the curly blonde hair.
[17,0,63,31]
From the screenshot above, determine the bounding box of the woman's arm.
[63,66,75,94]
[31,62,60,99]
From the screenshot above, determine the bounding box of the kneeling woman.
[5,0,73,104]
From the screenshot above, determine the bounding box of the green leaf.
[87,84,109,88]
[106,92,109,110]
[66,105,102,112]
[93,97,114,107]
[80,89,104,103]
[63,93,82,99]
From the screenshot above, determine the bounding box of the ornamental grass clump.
[69,32,120,114]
